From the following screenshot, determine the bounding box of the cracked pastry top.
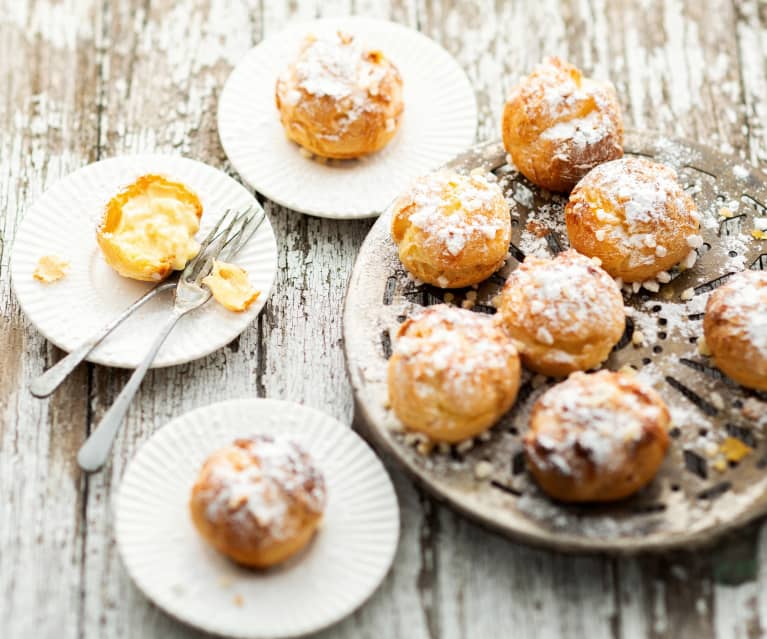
[703,269,767,391]
[276,31,404,159]
[391,170,511,289]
[524,370,670,502]
[495,249,626,377]
[189,435,326,568]
[565,157,701,284]
[387,304,521,443]
[502,57,624,192]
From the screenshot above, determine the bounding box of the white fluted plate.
[11,155,277,368]
[116,399,400,639]
[218,16,477,219]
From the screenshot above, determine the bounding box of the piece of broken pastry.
[202,260,260,312]
[97,174,202,282]
[33,255,69,283]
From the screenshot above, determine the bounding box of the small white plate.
[218,16,477,219]
[11,155,278,368]
[116,399,400,639]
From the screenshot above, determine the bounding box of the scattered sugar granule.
[474,461,494,480]
[733,164,750,180]
[643,279,660,293]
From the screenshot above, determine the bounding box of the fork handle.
[77,311,183,473]
[30,280,176,398]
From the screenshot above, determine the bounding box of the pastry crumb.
[721,437,751,463]
[33,255,69,283]
[233,594,244,607]
[202,260,260,312]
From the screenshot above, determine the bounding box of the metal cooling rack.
[343,131,767,554]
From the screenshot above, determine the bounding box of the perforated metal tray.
[343,131,767,554]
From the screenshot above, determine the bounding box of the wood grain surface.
[1,1,767,637]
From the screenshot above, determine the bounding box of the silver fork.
[76,206,265,472]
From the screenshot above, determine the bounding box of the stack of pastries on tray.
[388,56,762,503]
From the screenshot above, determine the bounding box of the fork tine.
[187,206,254,280]
[218,210,266,262]
[180,208,233,277]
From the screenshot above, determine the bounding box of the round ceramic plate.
[217,16,477,219]
[116,399,399,639]
[11,155,278,368]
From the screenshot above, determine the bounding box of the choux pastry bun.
[502,57,623,192]
[703,269,767,391]
[189,435,326,568]
[388,304,521,443]
[495,249,625,376]
[565,157,701,284]
[524,370,670,502]
[97,174,202,282]
[391,170,511,288]
[275,31,404,159]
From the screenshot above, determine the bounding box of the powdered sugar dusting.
[402,171,509,257]
[392,305,517,406]
[712,270,767,357]
[198,435,326,542]
[526,371,666,477]
[277,31,397,136]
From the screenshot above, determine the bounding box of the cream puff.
[703,270,767,391]
[495,249,625,376]
[97,174,202,282]
[275,31,404,159]
[502,57,623,192]
[565,157,701,284]
[388,304,521,443]
[391,170,511,288]
[524,370,670,502]
[189,435,326,568]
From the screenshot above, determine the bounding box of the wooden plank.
[79,1,263,637]
[0,1,102,637]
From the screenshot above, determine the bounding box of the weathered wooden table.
[2,1,767,637]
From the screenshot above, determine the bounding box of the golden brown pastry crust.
[524,370,670,502]
[391,170,511,288]
[387,304,521,443]
[97,174,203,282]
[202,260,260,312]
[703,270,767,391]
[189,435,326,568]
[565,157,701,283]
[502,57,623,193]
[496,249,625,376]
[275,31,404,159]
[33,255,69,283]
